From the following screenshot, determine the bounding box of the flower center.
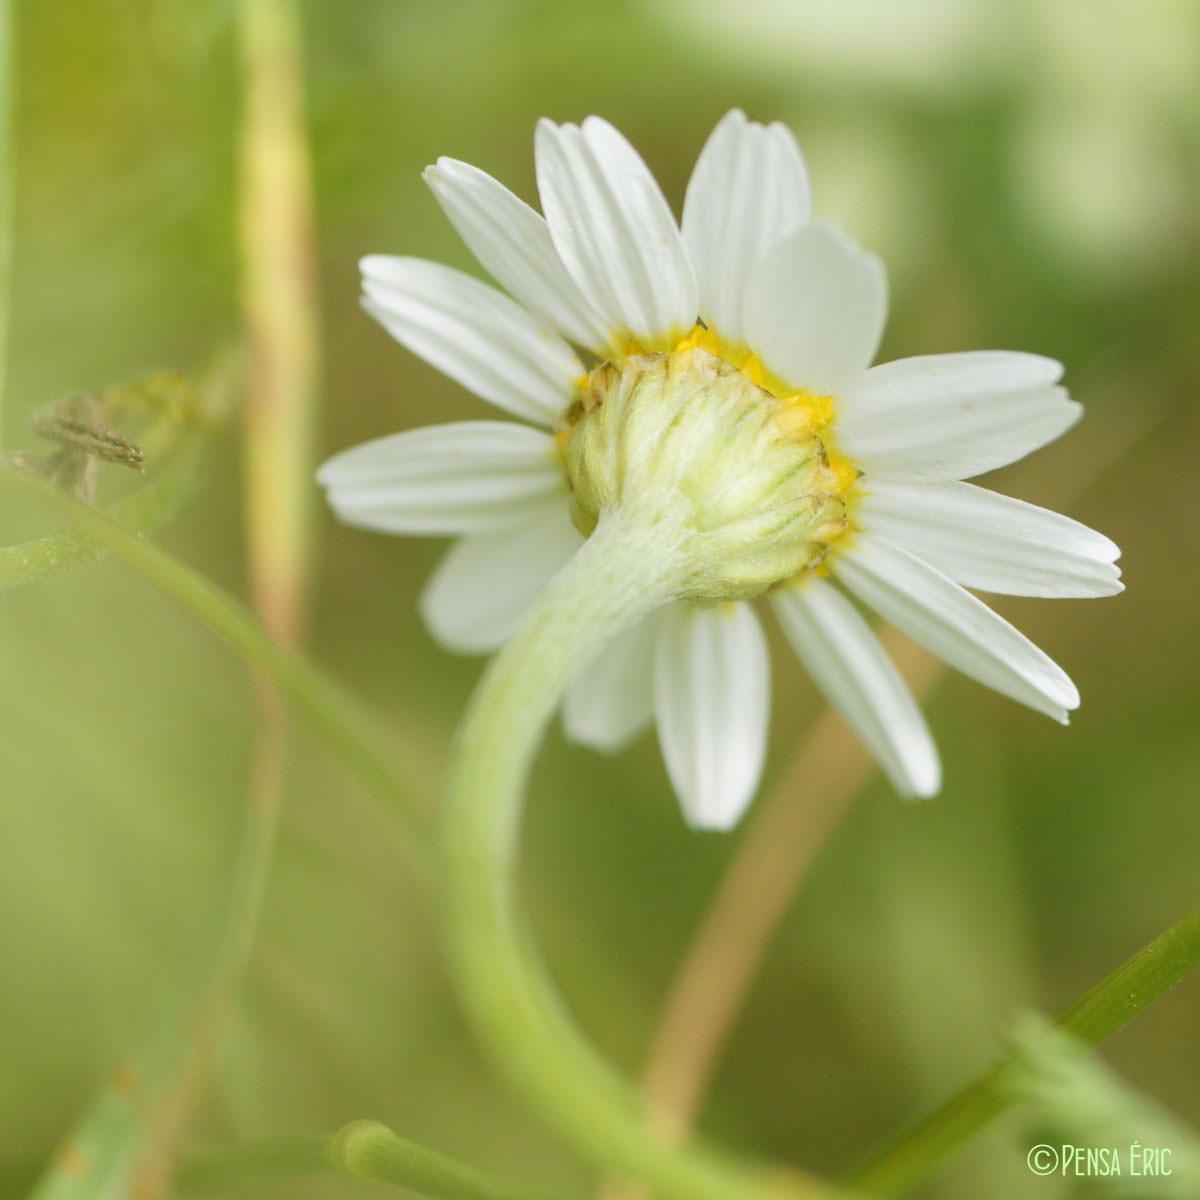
[557,327,854,604]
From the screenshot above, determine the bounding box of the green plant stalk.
[231,0,320,1127]
[129,4,327,1188]
[441,509,847,1200]
[0,464,433,862]
[848,899,1200,1195]
[179,1121,553,1200]
[237,0,319,648]
[126,0,329,1192]
[238,0,319,649]
[233,0,319,1042]
[161,882,1200,1200]
[330,1120,555,1200]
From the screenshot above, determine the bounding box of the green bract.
[565,346,846,604]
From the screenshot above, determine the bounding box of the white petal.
[858,479,1123,597]
[682,109,811,342]
[742,221,887,397]
[838,352,1081,481]
[317,421,564,537]
[833,533,1079,722]
[534,116,697,342]
[419,502,582,653]
[770,578,940,798]
[653,603,770,831]
[361,256,581,426]
[563,611,662,752]
[424,158,614,355]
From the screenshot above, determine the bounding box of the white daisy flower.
[318,110,1122,832]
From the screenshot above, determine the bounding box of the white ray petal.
[770,578,940,797]
[535,116,697,342]
[833,533,1079,722]
[424,158,614,355]
[419,502,582,653]
[857,479,1123,597]
[317,421,564,537]
[563,610,662,752]
[681,109,811,342]
[654,602,770,831]
[838,352,1080,481]
[742,221,887,397]
[361,256,581,426]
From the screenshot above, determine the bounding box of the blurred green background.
[2,1,1199,1198]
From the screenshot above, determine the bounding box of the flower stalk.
[847,898,1200,1195]
[440,509,847,1200]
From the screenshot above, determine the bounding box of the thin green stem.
[127,0,327,1192]
[232,0,321,1089]
[330,1121,555,1200]
[441,510,848,1200]
[178,1122,554,1200]
[847,899,1200,1195]
[0,464,433,863]
[1055,901,1200,1043]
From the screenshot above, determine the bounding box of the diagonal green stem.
[440,509,851,1200]
[0,463,433,863]
[847,899,1200,1195]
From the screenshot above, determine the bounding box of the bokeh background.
[2,1,1199,1198]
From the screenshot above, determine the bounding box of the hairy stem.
[440,510,849,1200]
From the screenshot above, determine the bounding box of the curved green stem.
[440,510,847,1200]
[0,463,433,862]
[847,898,1200,1195]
